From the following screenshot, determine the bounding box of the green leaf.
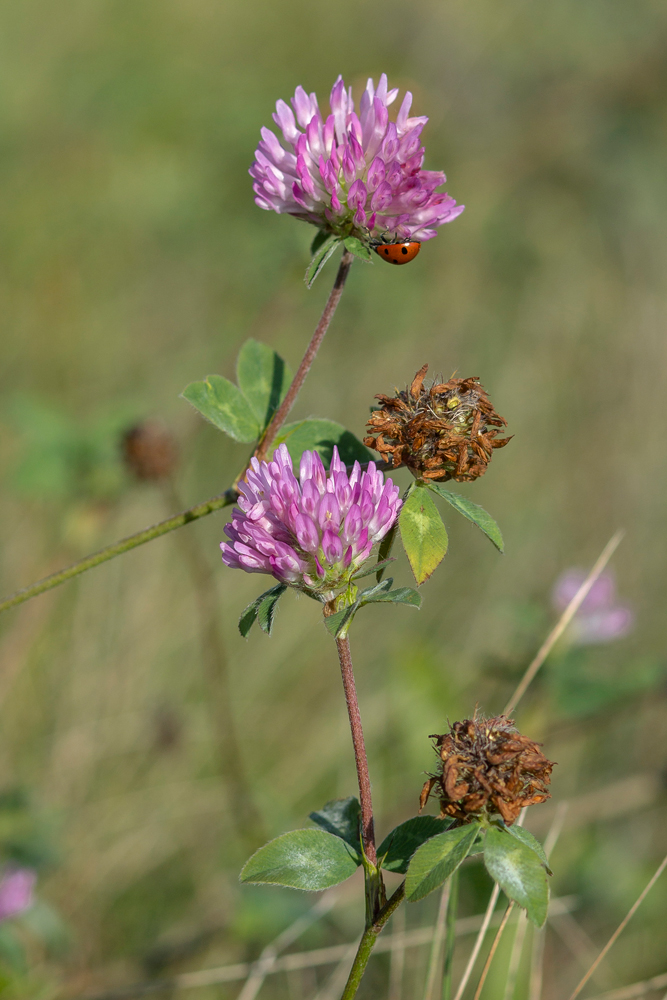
[405,823,480,902]
[379,816,453,874]
[310,229,332,256]
[504,825,552,875]
[399,484,449,585]
[322,578,420,638]
[426,485,504,553]
[240,829,360,890]
[343,236,373,262]
[272,419,374,469]
[352,557,396,580]
[365,586,421,607]
[483,826,550,927]
[182,375,259,443]
[309,797,362,858]
[239,584,287,638]
[306,238,340,288]
[236,339,292,430]
[376,521,398,582]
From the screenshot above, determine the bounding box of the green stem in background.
[0,489,238,616]
[442,869,459,1000]
[340,882,406,1000]
[255,249,354,461]
[163,482,265,847]
[0,251,356,617]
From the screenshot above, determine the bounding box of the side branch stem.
[340,882,405,1000]
[335,634,376,865]
[255,249,354,461]
[0,489,238,615]
[0,251,355,616]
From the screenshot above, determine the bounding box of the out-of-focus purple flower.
[0,867,36,922]
[250,74,464,244]
[221,445,401,598]
[552,569,634,645]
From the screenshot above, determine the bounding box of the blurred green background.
[1,0,667,996]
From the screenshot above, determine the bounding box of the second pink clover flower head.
[0,867,36,922]
[250,74,464,244]
[221,445,401,598]
[552,569,634,645]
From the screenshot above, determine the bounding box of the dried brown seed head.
[122,421,178,482]
[420,714,554,826]
[364,364,511,482]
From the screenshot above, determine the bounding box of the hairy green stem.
[255,249,354,461]
[0,251,356,617]
[0,489,238,616]
[335,634,376,866]
[340,882,405,1000]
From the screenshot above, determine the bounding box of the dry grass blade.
[423,879,452,1000]
[472,901,515,1000]
[503,912,528,1000]
[503,530,624,715]
[529,802,570,1000]
[237,892,338,1000]
[567,852,667,1000]
[583,971,667,1000]
[311,941,360,1000]
[452,883,501,1000]
[77,897,578,999]
[388,903,406,1000]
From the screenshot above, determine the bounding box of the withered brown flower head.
[364,364,511,482]
[420,715,553,826]
[122,421,178,482]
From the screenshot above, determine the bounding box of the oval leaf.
[182,375,259,443]
[306,239,340,288]
[405,823,480,902]
[504,824,552,874]
[343,236,372,261]
[272,419,374,468]
[236,340,292,429]
[483,826,549,927]
[239,584,287,638]
[240,829,360,891]
[426,485,504,553]
[399,484,449,585]
[379,816,453,874]
[309,797,362,858]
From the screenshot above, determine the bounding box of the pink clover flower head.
[552,569,634,645]
[250,74,464,244]
[0,867,36,922]
[221,444,401,597]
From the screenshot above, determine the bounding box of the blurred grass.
[1,0,667,996]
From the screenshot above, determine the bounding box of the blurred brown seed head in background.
[364,364,511,482]
[122,420,179,482]
[420,714,553,826]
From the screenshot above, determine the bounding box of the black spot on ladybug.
[401,246,408,254]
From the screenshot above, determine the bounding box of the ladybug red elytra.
[374,241,421,265]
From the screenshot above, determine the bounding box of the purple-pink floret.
[0,867,35,922]
[221,445,401,595]
[552,569,634,645]
[250,74,464,243]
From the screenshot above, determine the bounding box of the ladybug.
[374,241,421,265]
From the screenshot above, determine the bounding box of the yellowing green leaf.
[399,484,449,585]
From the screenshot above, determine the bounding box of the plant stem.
[340,882,406,1000]
[335,634,376,865]
[255,249,354,462]
[0,251,355,617]
[0,488,238,616]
